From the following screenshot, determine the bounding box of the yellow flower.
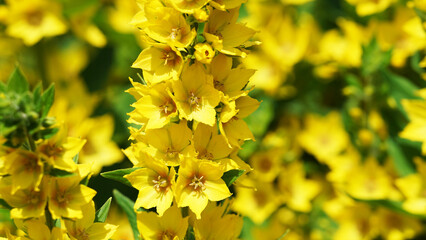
[4,0,67,46]
[194,43,215,64]
[143,121,194,166]
[69,6,107,48]
[1,149,43,194]
[171,63,221,126]
[374,7,426,67]
[210,0,247,10]
[169,0,211,14]
[137,204,188,240]
[219,96,259,148]
[174,158,231,218]
[21,218,65,240]
[249,149,282,182]
[193,202,243,240]
[125,157,176,216]
[37,128,86,173]
[345,0,396,16]
[0,177,47,219]
[400,93,426,154]
[47,175,97,219]
[277,161,321,212]
[130,82,178,130]
[204,7,256,57]
[132,3,196,48]
[132,44,184,84]
[232,177,280,224]
[372,207,423,240]
[345,158,394,200]
[298,112,350,163]
[209,54,255,99]
[395,157,426,215]
[64,202,117,240]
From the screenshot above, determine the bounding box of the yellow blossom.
[174,158,231,218]
[137,204,188,240]
[37,128,86,173]
[298,112,350,163]
[47,176,97,219]
[345,0,396,16]
[125,157,176,216]
[169,0,211,14]
[204,7,257,57]
[1,149,43,194]
[0,177,47,219]
[4,0,67,46]
[143,121,194,166]
[132,44,184,84]
[132,3,196,48]
[395,157,426,215]
[193,201,243,240]
[64,202,117,240]
[129,82,178,130]
[171,63,221,126]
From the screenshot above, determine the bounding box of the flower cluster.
[230,0,426,239]
[120,0,259,238]
[0,70,117,239]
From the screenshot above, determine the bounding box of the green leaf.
[245,94,274,137]
[41,84,55,119]
[49,168,76,178]
[381,69,420,114]
[0,208,11,222]
[95,197,112,223]
[113,189,140,240]
[33,83,42,113]
[7,67,28,94]
[352,198,426,220]
[101,168,140,187]
[0,199,12,209]
[221,169,245,187]
[361,38,391,76]
[386,137,416,177]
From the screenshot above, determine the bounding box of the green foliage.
[386,137,416,177]
[361,38,391,76]
[95,197,112,223]
[113,189,140,240]
[222,169,245,187]
[1,67,57,147]
[101,168,140,187]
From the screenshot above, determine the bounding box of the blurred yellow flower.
[4,0,67,45]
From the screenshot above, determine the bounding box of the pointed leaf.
[221,169,245,187]
[386,137,416,177]
[95,197,112,223]
[101,168,140,187]
[41,84,55,118]
[7,67,28,94]
[113,189,140,240]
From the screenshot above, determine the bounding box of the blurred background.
[0,0,425,239]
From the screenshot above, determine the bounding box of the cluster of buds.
[0,69,116,239]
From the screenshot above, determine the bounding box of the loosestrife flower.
[125,0,258,235]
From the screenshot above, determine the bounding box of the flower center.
[162,50,179,66]
[169,28,182,41]
[26,10,43,26]
[166,148,179,159]
[160,100,175,116]
[152,175,169,192]
[189,175,205,191]
[159,230,176,240]
[189,92,200,108]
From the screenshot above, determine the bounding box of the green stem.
[22,122,36,152]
